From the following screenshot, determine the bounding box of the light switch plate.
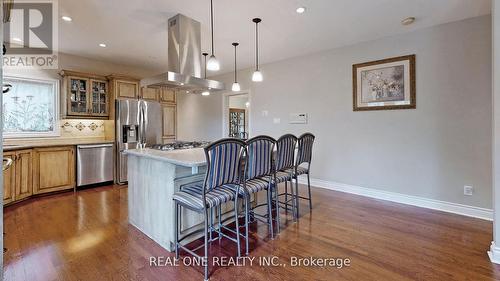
[273,118,281,124]
[464,185,473,196]
[289,113,308,124]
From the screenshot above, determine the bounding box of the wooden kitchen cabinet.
[109,76,139,99]
[3,151,16,204]
[3,149,33,205]
[160,88,176,104]
[15,150,33,201]
[162,104,177,143]
[33,146,75,195]
[60,70,110,119]
[141,87,159,101]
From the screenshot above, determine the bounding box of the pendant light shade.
[252,18,263,82]
[207,0,219,71]
[202,52,210,96]
[232,42,240,92]
[252,70,263,82]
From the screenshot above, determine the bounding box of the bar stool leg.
[290,177,297,222]
[284,181,288,211]
[204,208,209,281]
[307,173,312,210]
[234,198,241,257]
[218,205,222,241]
[245,194,250,255]
[274,178,280,234]
[295,176,300,220]
[267,187,274,239]
[174,203,179,259]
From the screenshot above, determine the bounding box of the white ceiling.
[57,0,491,75]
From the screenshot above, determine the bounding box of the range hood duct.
[141,14,225,92]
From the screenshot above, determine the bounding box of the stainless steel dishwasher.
[77,143,114,187]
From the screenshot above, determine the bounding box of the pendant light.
[252,18,263,82]
[231,42,241,92]
[201,52,210,96]
[206,0,220,71]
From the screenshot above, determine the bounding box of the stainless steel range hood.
[141,14,225,92]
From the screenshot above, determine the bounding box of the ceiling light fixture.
[251,18,263,82]
[207,0,220,71]
[296,7,306,14]
[401,17,415,26]
[201,52,210,96]
[231,42,241,92]
[99,43,106,48]
[62,16,72,22]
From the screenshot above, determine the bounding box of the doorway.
[222,92,250,139]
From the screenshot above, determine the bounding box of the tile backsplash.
[60,119,106,138]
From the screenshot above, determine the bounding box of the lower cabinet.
[33,146,75,195]
[15,150,33,201]
[3,149,33,205]
[3,151,16,204]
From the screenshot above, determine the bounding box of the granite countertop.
[125,148,206,168]
[3,139,114,151]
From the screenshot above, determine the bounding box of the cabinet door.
[68,76,91,116]
[3,152,16,204]
[160,88,176,104]
[116,80,138,99]
[162,104,177,139]
[141,87,159,101]
[15,150,33,200]
[90,79,109,117]
[33,146,75,194]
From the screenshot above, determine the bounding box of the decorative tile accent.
[75,122,86,131]
[88,122,98,131]
[59,119,107,138]
[61,122,73,129]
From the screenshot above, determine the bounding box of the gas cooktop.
[150,141,210,151]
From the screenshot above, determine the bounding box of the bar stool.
[287,133,315,217]
[244,136,279,253]
[173,138,247,281]
[274,134,299,221]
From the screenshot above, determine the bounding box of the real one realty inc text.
[150,256,351,269]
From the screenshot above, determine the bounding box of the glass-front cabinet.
[61,70,109,119]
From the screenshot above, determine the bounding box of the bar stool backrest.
[204,138,247,193]
[275,134,298,171]
[296,133,315,166]
[246,136,276,180]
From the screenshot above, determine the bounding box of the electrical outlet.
[464,185,474,196]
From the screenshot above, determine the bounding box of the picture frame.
[353,55,416,111]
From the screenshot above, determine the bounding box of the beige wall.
[178,15,493,209]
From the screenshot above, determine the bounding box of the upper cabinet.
[160,88,176,104]
[108,75,139,99]
[141,87,159,101]
[60,70,110,119]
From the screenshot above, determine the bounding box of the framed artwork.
[353,55,415,111]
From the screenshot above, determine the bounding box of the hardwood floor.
[4,184,500,281]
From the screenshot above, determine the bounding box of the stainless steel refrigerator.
[115,99,162,184]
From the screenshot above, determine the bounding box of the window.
[3,76,59,138]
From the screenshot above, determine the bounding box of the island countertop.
[125,148,206,168]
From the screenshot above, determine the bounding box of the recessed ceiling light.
[296,7,306,14]
[401,17,416,26]
[99,43,107,48]
[62,16,72,22]
[12,37,22,42]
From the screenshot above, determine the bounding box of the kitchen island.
[126,148,233,252]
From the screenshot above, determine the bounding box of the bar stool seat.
[273,171,293,183]
[285,166,309,177]
[174,183,236,210]
[227,178,270,195]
